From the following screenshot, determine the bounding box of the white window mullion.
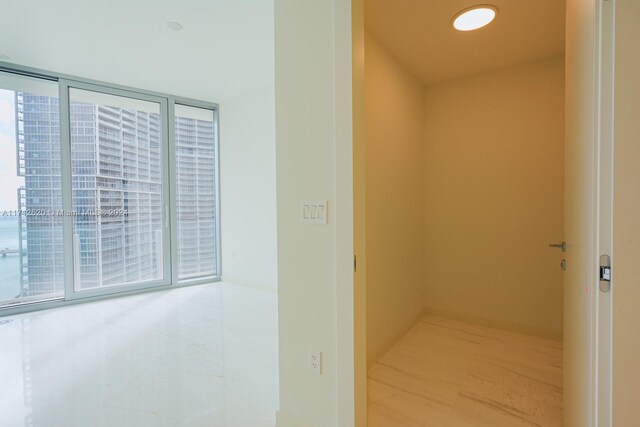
[59,79,75,301]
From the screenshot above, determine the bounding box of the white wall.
[220,86,278,292]
[352,1,368,425]
[275,0,354,425]
[0,0,275,102]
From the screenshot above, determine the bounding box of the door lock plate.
[599,254,611,293]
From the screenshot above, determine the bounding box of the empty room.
[361,1,567,425]
[353,1,640,426]
[1,0,639,426]
[0,1,278,426]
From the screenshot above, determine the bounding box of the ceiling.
[0,0,274,101]
[365,0,565,85]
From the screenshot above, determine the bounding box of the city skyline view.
[0,89,22,211]
[0,79,218,306]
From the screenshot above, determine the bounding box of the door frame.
[347,1,614,426]
[594,0,614,425]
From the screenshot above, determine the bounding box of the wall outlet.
[309,348,322,375]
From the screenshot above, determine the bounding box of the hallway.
[367,316,563,427]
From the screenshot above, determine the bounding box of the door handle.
[549,241,566,252]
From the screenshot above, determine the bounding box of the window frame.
[0,62,221,316]
[169,99,222,286]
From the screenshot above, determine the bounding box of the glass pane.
[175,104,218,281]
[69,88,164,291]
[0,72,64,307]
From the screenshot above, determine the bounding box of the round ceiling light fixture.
[452,5,497,31]
[166,21,184,31]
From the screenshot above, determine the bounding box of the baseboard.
[276,411,312,427]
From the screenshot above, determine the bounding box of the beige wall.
[423,57,566,339]
[364,32,426,365]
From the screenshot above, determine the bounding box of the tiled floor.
[0,282,278,427]
[367,315,563,427]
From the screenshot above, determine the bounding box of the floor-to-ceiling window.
[0,73,64,306]
[174,104,218,282]
[0,68,220,312]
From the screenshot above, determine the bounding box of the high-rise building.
[16,92,64,297]
[174,113,217,280]
[69,99,164,289]
[16,93,217,296]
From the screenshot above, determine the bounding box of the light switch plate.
[301,200,328,224]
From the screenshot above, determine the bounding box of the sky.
[0,89,22,211]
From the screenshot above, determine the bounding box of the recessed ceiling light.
[452,5,497,31]
[0,53,10,60]
[166,21,183,31]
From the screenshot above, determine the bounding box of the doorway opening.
[359,1,566,425]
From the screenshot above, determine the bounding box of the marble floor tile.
[368,315,563,427]
[0,282,278,427]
